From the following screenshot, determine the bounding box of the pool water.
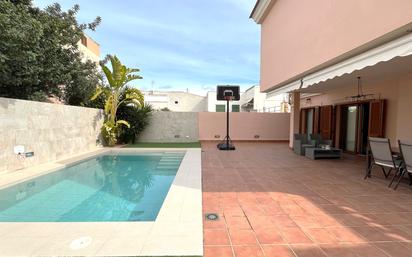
[0,152,184,222]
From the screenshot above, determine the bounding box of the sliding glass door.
[345,106,358,152]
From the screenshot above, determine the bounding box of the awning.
[267,32,412,97]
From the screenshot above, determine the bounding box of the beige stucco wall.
[300,73,412,145]
[198,112,290,141]
[0,98,103,172]
[260,0,412,91]
[138,112,199,143]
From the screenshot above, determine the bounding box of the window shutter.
[319,105,333,139]
[368,100,385,137]
[300,109,307,134]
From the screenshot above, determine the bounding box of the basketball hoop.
[224,95,234,101]
[216,85,240,151]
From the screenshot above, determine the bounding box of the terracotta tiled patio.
[201,142,412,257]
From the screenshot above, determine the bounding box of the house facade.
[239,85,289,113]
[78,34,100,65]
[144,91,208,112]
[251,0,412,152]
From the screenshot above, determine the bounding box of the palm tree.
[92,55,144,146]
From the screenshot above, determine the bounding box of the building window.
[232,104,240,112]
[81,35,88,47]
[216,105,225,112]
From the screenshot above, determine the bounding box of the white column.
[289,91,300,148]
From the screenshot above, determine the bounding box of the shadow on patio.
[201,142,412,257]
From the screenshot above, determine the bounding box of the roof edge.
[250,0,276,24]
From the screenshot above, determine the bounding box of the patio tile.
[303,228,338,244]
[271,215,298,228]
[232,245,265,257]
[225,216,251,229]
[374,242,412,257]
[204,246,234,257]
[254,228,284,244]
[204,229,230,245]
[247,215,277,230]
[280,227,313,244]
[228,229,258,245]
[201,142,412,257]
[261,245,295,257]
[328,227,367,243]
[203,219,227,229]
[319,244,358,257]
[350,243,389,257]
[290,244,327,257]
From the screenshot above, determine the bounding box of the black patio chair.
[310,134,333,148]
[293,134,316,156]
[391,140,412,190]
[365,137,401,180]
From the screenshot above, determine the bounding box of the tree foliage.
[91,55,145,146]
[117,94,153,144]
[0,0,101,105]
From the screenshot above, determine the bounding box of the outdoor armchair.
[365,137,401,180]
[391,140,412,190]
[293,134,316,156]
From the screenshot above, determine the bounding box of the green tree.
[117,97,153,144]
[0,0,101,105]
[91,55,145,146]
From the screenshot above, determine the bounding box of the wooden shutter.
[300,109,307,134]
[368,100,385,137]
[319,105,333,139]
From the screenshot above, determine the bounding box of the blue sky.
[34,0,260,95]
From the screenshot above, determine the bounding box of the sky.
[33,0,260,96]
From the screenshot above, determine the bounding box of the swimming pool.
[0,152,185,222]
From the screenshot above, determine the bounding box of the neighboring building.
[78,34,100,65]
[207,91,242,112]
[239,85,289,113]
[143,91,207,112]
[144,86,289,113]
[251,0,412,151]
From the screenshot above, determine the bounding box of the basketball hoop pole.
[226,98,230,147]
[217,96,235,150]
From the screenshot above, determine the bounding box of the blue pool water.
[0,152,184,222]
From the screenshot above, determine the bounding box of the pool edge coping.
[0,147,203,257]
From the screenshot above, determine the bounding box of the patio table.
[305,147,343,160]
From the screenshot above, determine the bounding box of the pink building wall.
[260,0,412,92]
[198,112,290,141]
